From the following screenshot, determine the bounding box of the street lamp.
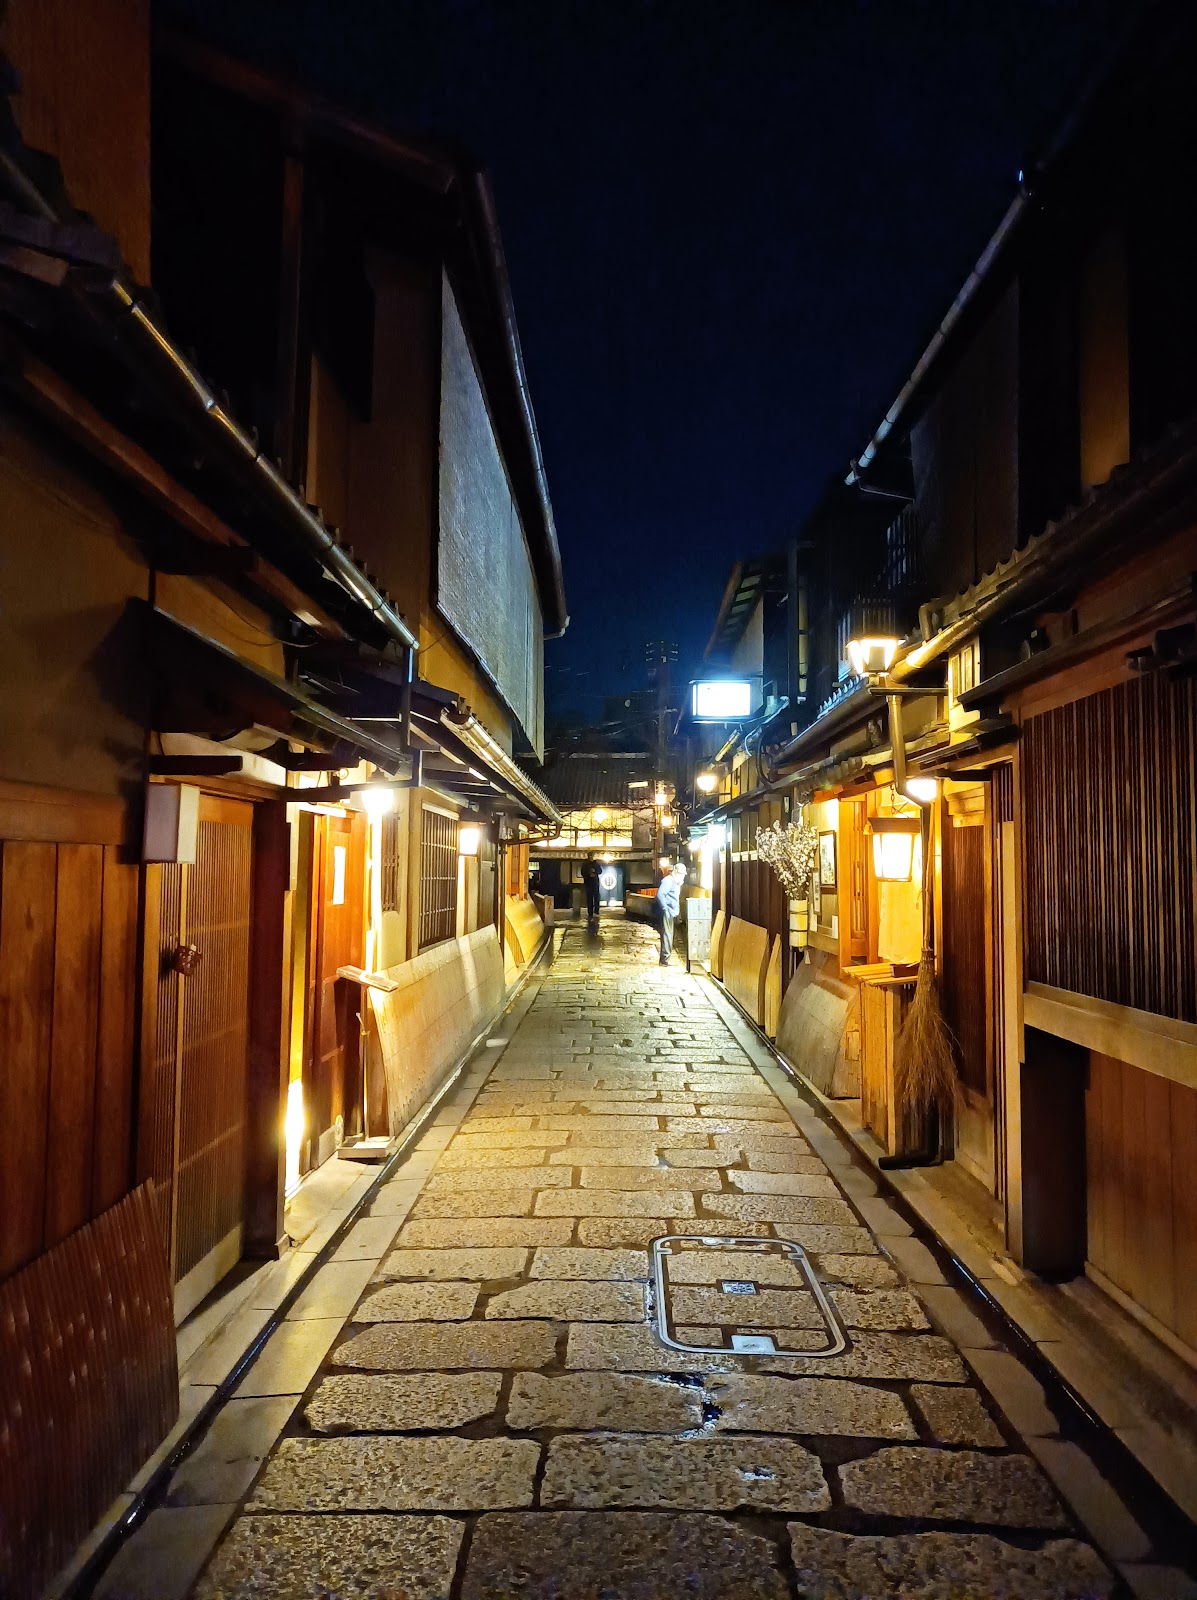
[695,771,719,794]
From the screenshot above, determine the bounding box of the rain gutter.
[0,146,419,657]
[444,708,562,826]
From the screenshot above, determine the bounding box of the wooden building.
[699,9,1197,1372]
[0,5,565,1591]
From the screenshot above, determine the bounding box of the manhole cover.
[651,1235,848,1359]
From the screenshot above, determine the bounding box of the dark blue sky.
[163,0,1129,722]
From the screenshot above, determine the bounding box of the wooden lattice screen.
[380,812,400,914]
[420,807,459,949]
[1023,673,1197,1021]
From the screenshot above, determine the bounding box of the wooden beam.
[147,756,244,777]
[9,352,343,636]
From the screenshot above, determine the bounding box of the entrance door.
[138,794,254,1320]
[940,787,996,1191]
[305,810,366,1164]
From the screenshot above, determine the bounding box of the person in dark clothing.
[581,857,601,922]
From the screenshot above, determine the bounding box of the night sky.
[162,0,1129,725]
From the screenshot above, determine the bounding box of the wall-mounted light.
[903,777,939,805]
[284,1079,306,1197]
[654,787,670,807]
[658,856,672,871]
[458,823,481,857]
[695,771,719,794]
[593,806,611,824]
[660,810,675,830]
[869,816,921,882]
[360,784,395,820]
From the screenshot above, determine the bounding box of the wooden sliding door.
[138,794,254,1318]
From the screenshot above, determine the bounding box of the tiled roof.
[532,753,658,809]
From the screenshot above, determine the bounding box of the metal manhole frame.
[650,1233,850,1359]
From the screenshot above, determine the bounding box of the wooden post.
[244,800,290,1259]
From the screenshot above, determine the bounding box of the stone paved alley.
[108,915,1150,1599]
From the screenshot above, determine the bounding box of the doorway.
[139,794,255,1321]
[304,809,367,1165]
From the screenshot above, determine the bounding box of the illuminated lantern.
[869,816,921,882]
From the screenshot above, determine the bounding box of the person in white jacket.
[654,862,686,965]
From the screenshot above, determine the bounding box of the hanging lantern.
[869,815,922,882]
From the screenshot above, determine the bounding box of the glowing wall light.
[458,823,481,857]
[284,1079,306,1197]
[360,784,395,820]
[660,811,675,830]
[903,777,939,805]
[695,771,719,794]
[593,807,611,824]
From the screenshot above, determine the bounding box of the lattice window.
[380,813,400,914]
[420,807,459,949]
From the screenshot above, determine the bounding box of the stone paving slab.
[756,1332,969,1382]
[248,1435,539,1511]
[304,1371,503,1432]
[576,1217,675,1247]
[700,1193,859,1226]
[374,1246,529,1281]
[424,1166,573,1191]
[839,1447,1069,1529]
[566,1321,739,1374]
[354,1280,480,1321]
[541,1433,831,1512]
[461,1511,791,1599]
[195,1513,465,1600]
[396,1218,574,1249]
[486,1280,646,1322]
[910,1382,1006,1447]
[529,1246,649,1280]
[411,1190,536,1219]
[335,1320,557,1371]
[729,1170,841,1197]
[580,1165,724,1189]
[786,1526,1114,1600]
[507,1372,703,1432]
[707,1373,917,1439]
[535,1188,697,1217]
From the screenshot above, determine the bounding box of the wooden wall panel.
[0,843,57,1278]
[1024,674,1197,1020]
[0,806,141,1285]
[44,843,103,1247]
[941,821,989,1096]
[1087,1051,1197,1354]
[92,852,139,1215]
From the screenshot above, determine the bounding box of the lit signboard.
[692,680,753,719]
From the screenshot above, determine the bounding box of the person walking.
[655,862,686,965]
[581,857,601,924]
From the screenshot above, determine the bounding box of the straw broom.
[892,806,960,1143]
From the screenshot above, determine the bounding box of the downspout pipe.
[107,282,419,654]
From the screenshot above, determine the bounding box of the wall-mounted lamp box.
[458,824,481,857]
[143,782,199,863]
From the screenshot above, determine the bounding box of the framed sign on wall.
[818,830,837,890]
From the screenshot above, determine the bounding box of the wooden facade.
[0,5,565,1583]
[693,11,1197,1385]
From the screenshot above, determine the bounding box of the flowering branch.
[757,819,818,900]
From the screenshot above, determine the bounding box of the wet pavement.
[107,914,1172,1598]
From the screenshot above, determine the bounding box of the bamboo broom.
[892,805,960,1144]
